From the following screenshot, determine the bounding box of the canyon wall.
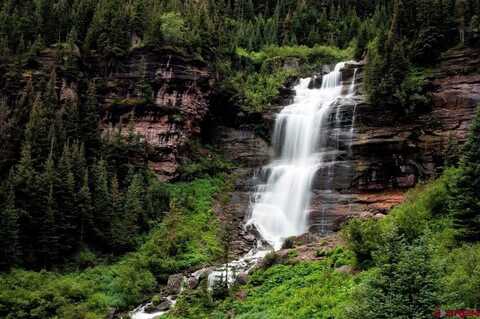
[211,48,480,252]
[35,46,213,181]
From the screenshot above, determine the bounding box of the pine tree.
[450,106,480,241]
[25,94,52,167]
[37,150,60,267]
[110,173,126,253]
[71,142,87,189]
[112,173,144,252]
[136,55,153,104]
[81,81,101,162]
[56,143,77,254]
[348,231,439,319]
[77,170,94,245]
[125,173,145,225]
[62,98,81,141]
[92,159,112,248]
[0,172,20,270]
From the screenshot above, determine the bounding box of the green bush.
[440,244,480,308]
[343,218,381,269]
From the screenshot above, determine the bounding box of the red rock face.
[309,48,480,231]
[101,48,212,180]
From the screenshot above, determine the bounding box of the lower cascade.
[131,61,357,318]
[247,62,354,250]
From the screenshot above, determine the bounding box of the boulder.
[167,274,184,295]
[335,265,355,274]
[234,272,249,286]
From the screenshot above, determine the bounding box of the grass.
[224,261,355,319]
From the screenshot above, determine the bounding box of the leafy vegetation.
[0,175,226,318]
[167,254,355,319]
[225,45,352,112]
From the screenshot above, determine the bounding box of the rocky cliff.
[32,46,213,181]
[210,48,480,253]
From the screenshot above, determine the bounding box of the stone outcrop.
[308,48,480,233]
[212,48,480,244]
[32,46,213,181]
[99,47,212,180]
[212,126,270,256]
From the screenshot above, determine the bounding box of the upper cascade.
[247,62,355,250]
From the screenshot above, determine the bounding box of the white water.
[247,62,350,250]
[207,248,269,290]
[130,297,176,319]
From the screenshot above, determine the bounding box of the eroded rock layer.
[212,48,480,247]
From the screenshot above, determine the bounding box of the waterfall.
[247,62,350,250]
[130,62,357,318]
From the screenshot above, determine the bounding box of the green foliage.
[226,261,353,319]
[140,177,224,278]
[397,67,433,113]
[440,244,480,308]
[178,143,233,181]
[0,257,156,319]
[449,106,480,241]
[364,0,460,110]
[365,33,410,110]
[168,258,355,319]
[0,175,226,318]
[343,218,381,269]
[345,173,451,268]
[229,69,295,112]
[346,234,440,319]
[236,45,353,66]
[226,45,352,112]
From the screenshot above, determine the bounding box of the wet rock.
[167,274,184,295]
[235,272,249,285]
[308,75,323,89]
[187,276,199,289]
[335,265,355,274]
[106,308,116,319]
[144,298,173,313]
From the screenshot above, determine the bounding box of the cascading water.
[247,62,350,250]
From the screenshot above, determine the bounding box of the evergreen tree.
[112,173,144,252]
[136,55,153,104]
[56,143,77,254]
[348,231,439,318]
[14,142,38,265]
[24,94,52,167]
[449,106,480,241]
[77,170,93,245]
[0,172,19,269]
[92,159,112,248]
[37,150,60,267]
[62,98,81,141]
[81,81,101,162]
[71,142,87,189]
